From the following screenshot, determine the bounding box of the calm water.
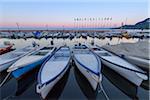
[0,37,149,100]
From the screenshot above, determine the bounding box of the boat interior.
[92,47,102,51]
[40,47,54,50]
[74,44,87,49]
[1,52,22,59]
[51,48,70,61]
[21,47,33,52]
[31,47,54,56]
[92,47,112,57]
[59,47,69,51]
[74,49,91,54]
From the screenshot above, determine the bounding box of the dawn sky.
[0,0,149,29]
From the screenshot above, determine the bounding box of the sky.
[0,0,149,29]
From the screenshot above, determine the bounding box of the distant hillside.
[117,18,150,29]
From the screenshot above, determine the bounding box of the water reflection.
[0,70,12,86]
[45,67,70,99]
[102,65,139,99]
[0,38,148,100]
[15,67,39,96]
[74,67,97,100]
[141,79,149,90]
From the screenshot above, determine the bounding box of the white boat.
[0,45,39,72]
[36,46,71,99]
[90,45,148,86]
[121,55,150,70]
[7,46,56,79]
[73,44,101,90]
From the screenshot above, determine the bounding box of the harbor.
[0,36,149,99]
[0,0,149,99]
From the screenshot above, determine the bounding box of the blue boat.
[7,46,56,79]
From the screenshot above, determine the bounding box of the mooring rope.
[88,72,110,100]
[99,83,110,100]
[0,72,11,87]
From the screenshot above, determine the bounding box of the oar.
[0,72,11,87]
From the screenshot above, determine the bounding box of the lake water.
[0,37,149,100]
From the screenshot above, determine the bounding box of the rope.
[88,72,110,100]
[0,72,11,87]
[99,83,110,100]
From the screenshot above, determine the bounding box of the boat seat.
[53,52,69,58]
[40,47,53,50]
[40,50,52,52]
[59,47,69,51]
[9,53,21,58]
[92,48,102,51]
[98,52,111,56]
[33,51,48,56]
[74,45,87,49]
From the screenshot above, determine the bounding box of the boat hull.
[74,58,99,90]
[101,58,144,86]
[124,56,150,70]
[12,58,46,79]
[37,62,70,99]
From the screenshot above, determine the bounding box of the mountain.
[117,18,150,29]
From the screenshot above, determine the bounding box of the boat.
[121,55,150,71]
[90,45,148,86]
[36,46,71,99]
[73,44,101,90]
[7,46,56,79]
[0,45,39,72]
[0,44,13,55]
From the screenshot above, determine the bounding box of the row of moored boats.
[0,43,148,99]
